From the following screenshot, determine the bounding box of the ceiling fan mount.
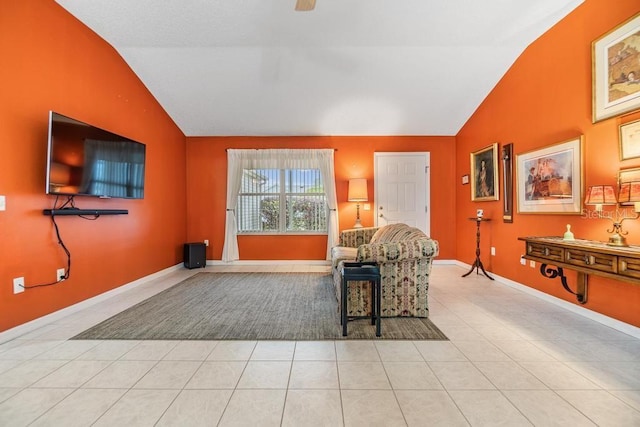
[295,0,316,11]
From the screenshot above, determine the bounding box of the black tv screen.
[46,111,146,199]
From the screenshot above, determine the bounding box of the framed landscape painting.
[593,13,640,122]
[516,136,584,214]
[470,143,499,202]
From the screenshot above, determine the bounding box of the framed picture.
[470,143,499,202]
[592,13,640,122]
[516,136,584,214]
[618,167,640,206]
[620,119,640,160]
[502,143,513,223]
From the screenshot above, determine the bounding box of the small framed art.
[620,119,640,161]
[470,143,499,202]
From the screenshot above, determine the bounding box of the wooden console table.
[519,236,640,304]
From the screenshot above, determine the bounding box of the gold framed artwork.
[470,143,499,202]
[619,119,640,160]
[516,136,584,214]
[592,12,640,122]
[618,167,640,206]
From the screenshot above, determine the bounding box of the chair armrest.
[356,239,439,263]
[338,227,379,248]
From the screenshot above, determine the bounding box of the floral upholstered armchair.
[331,223,439,318]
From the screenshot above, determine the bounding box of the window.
[238,168,327,233]
[222,148,338,262]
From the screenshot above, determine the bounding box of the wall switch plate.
[13,277,24,294]
[363,203,371,211]
[57,268,65,281]
[204,239,209,247]
[491,247,496,256]
[0,195,5,211]
[529,260,536,268]
[520,256,526,265]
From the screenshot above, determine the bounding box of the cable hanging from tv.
[21,196,74,289]
[25,196,125,290]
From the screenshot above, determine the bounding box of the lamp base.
[607,233,628,247]
[353,218,363,228]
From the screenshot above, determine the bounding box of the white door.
[374,152,430,235]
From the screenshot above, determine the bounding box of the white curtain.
[221,150,245,262]
[221,148,339,262]
[315,150,339,260]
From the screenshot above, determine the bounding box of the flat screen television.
[46,111,146,199]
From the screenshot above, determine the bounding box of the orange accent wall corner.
[0,1,187,332]
[456,0,640,327]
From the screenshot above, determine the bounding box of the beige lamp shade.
[618,180,640,203]
[295,0,316,11]
[585,185,617,211]
[618,180,640,212]
[348,178,368,202]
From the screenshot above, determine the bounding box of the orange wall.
[457,0,640,327]
[0,1,187,332]
[185,136,456,260]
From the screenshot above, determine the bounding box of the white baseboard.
[0,264,183,344]
[433,259,457,265]
[454,260,640,339]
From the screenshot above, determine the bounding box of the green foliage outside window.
[259,196,327,232]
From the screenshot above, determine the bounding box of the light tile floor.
[0,264,639,426]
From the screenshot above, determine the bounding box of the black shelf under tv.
[43,209,128,216]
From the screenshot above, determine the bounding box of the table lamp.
[348,178,368,228]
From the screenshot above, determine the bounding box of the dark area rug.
[72,272,448,341]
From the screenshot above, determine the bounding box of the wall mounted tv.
[46,111,146,199]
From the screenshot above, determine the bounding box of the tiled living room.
[1,264,639,425]
[3,1,640,425]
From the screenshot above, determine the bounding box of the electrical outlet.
[529,260,536,268]
[57,268,65,281]
[204,239,209,247]
[520,256,526,265]
[491,247,496,256]
[13,277,24,294]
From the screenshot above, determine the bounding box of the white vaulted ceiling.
[55,0,583,136]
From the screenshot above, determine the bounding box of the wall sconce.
[348,178,368,228]
[585,184,640,247]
